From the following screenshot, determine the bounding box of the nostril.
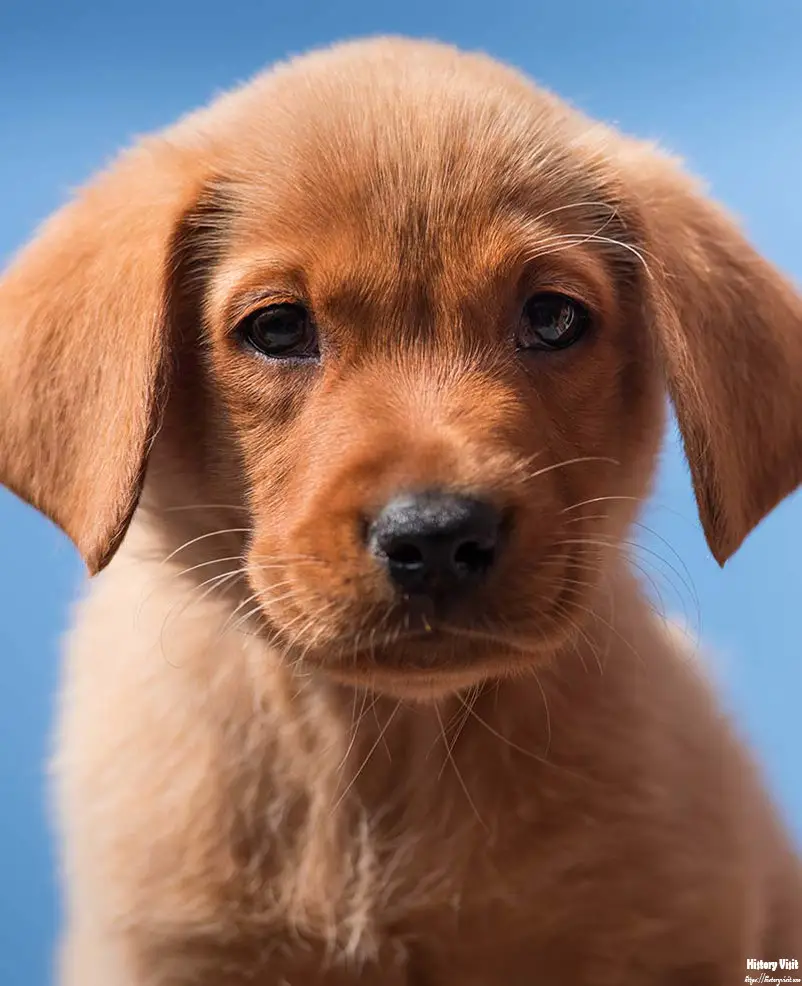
[386,540,425,570]
[453,539,496,575]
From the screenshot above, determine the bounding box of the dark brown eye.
[238,303,318,360]
[517,292,592,351]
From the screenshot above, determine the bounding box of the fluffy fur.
[1,37,801,985]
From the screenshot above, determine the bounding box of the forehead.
[197,42,632,323]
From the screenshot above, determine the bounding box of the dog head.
[2,39,801,696]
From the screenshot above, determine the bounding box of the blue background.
[1,2,800,982]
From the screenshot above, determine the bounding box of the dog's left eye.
[238,303,319,360]
[517,293,591,351]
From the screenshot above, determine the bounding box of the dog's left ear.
[622,146,802,564]
[0,140,210,574]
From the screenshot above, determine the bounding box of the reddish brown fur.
[1,37,801,985]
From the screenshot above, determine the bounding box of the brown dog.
[1,37,800,985]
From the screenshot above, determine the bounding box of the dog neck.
[112,516,711,950]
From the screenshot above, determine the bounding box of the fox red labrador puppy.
[1,36,801,986]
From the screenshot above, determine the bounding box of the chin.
[330,666,488,702]
[271,613,576,701]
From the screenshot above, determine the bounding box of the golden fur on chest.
[54,525,800,984]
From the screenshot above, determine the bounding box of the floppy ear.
[0,140,209,574]
[625,148,802,565]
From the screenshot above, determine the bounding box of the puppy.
[1,37,801,986]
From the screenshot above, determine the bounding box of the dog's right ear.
[0,141,210,574]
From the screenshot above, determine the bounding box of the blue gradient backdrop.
[1,2,800,983]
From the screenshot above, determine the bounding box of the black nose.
[368,492,502,598]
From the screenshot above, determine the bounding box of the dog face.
[2,39,802,696]
[199,76,664,694]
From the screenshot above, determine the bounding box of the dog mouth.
[265,584,576,682]
[249,543,585,688]
[282,620,524,698]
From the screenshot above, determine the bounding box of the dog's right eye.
[237,303,319,360]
